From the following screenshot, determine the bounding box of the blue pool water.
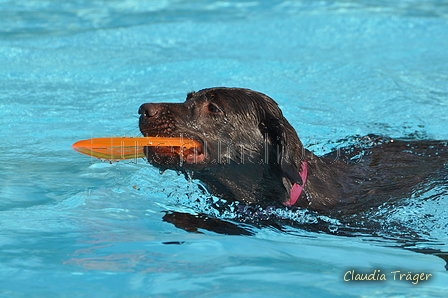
[1,0,448,297]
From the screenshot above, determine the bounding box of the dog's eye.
[208,103,222,114]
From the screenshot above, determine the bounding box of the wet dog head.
[138,87,305,206]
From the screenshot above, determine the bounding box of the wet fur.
[139,87,447,213]
[138,87,448,242]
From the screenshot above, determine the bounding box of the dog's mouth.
[182,144,205,163]
[142,135,206,166]
[139,110,206,165]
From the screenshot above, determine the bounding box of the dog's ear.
[258,99,305,186]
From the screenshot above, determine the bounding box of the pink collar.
[283,160,308,207]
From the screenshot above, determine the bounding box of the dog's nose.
[138,103,160,119]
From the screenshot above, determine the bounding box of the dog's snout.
[138,103,160,119]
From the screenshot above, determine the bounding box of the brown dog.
[138,87,448,217]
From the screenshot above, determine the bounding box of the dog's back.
[322,135,448,215]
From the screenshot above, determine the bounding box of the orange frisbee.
[72,137,201,160]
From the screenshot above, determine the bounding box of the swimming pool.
[1,0,448,297]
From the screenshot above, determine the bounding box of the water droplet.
[328,225,338,233]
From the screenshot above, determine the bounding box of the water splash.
[163,174,346,233]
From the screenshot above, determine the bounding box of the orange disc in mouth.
[72,137,201,160]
